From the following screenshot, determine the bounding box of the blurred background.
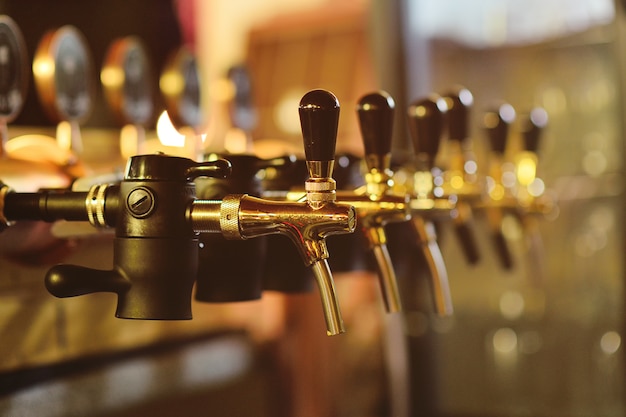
[0,0,623,416]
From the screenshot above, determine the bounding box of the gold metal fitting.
[86,183,110,228]
[0,183,13,230]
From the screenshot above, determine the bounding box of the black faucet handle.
[484,102,516,155]
[356,91,395,172]
[407,94,448,169]
[520,107,548,153]
[299,89,340,165]
[125,154,232,181]
[443,86,473,144]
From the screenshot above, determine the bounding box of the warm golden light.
[450,175,464,190]
[100,66,125,89]
[159,71,185,97]
[156,111,186,147]
[32,56,54,79]
[210,77,236,101]
[56,121,73,151]
[516,153,537,186]
[489,183,505,200]
[274,89,304,135]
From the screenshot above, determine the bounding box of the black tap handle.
[407,95,447,168]
[443,86,473,144]
[46,265,130,297]
[484,103,516,155]
[520,107,548,153]
[357,91,395,171]
[125,154,232,181]
[299,89,339,162]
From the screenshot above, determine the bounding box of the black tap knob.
[484,102,516,155]
[520,107,548,153]
[357,91,394,172]
[407,95,448,169]
[299,89,339,178]
[444,86,473,144]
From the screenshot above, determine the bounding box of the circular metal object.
[101,36,154,126]
[160,46,201,129]
[33,25,94,123]
[126,186,155,218]
[0,16,28,123]
[219,194,242,239]
[86,183,109,228]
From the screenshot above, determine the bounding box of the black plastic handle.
[46,265,130,297]
[125,154,232,181]
[407,95,448,167]
[484,103,516,155]
[299,89,340,162]
[443,86,473,144]
[520,107,548,153]
[357,91,395,170]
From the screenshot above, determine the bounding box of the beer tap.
[0,89,356,336]
[483,102,517,270]
[193,89,356,334]
[405,95,454,317]
[333,91,409,313]
[514,107,553,285]
[441,87,482,265]
[515,107,552,215]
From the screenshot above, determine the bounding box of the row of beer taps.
[0,82,554,336]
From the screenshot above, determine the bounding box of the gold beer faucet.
[333,91,410,313]
[405,95,455,317]
[482,102,518,269]
[512,107,554,284]
[440,87,482,265]
[190,89,356,335]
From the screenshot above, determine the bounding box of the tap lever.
[484,102,516,156]
[407,95,447,170]
[520,107,548,153]
[444,86,473,145]
[357,91,394,173]
[46,265,130,297]
[299,89,339,165]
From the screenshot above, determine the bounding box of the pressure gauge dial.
[0,15,28,124]
[102,37,154,126]
[33,25,94,123]
[160,46,202,129]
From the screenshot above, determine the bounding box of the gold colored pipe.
[411,216,453,317]
[369,232,402,313]
[311,259,345,335]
